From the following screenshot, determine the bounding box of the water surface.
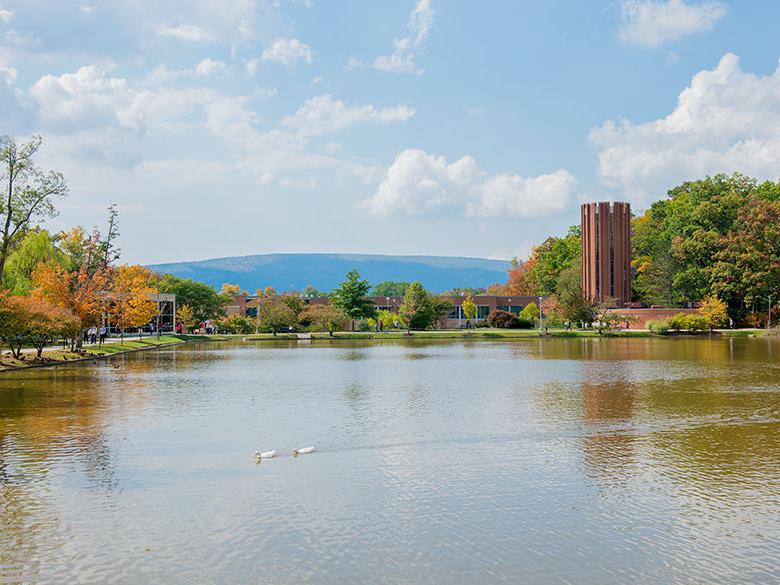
[1,338,779,584]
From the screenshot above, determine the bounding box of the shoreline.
[0,336,186,373]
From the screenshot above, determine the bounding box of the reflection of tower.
[582,381,636,483]
[581,201,631,307]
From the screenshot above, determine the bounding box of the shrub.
[647,319,671,335]
[683,314,709,333]
[515,317,535,329]
[216,315,255,334]
[668,313,687,331]
[487,309,519,328]
[475,319,490,328]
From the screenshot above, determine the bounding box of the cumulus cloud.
[156,23,214,43]
[352,0,433,75]
[261,37,312,65]
[29,65,218,131]
[362,149,576,218]
[619,0,726,47]
[281,94,415,136]
[591,53,780,203]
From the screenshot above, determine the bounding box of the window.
[477,305,490,319]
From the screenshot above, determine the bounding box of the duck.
[292,446,315,457]
[254,450,276,462]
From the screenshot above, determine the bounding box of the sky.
[1,0,780,264]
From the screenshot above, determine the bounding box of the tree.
[112,265,158,342]
[371,281,411,297]
[487,309,520,328]
[0,294,78,358]
[462,293,477,326]
[155,275,226,322]
[300,304,348,335]
[220,283,242,296]
[216,315,255,334]
[331,269,376,329]
[32,262,109,350]
[0,135,68,283]
[177,304,196,333]
[397,282,450,331]
[711,197,780,310]
[519,302,539,322]
[257,301,297,335]
[301,284,327,298]
[1,229,60,294]
[697,295,729,331]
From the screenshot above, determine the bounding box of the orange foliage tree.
[111,264,158,342]
[0,294,79,358]
[32,262,110,350]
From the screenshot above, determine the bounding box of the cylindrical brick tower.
[581,201,631,307]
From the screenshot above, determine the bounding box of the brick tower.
[581,201,631,307]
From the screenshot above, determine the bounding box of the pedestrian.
[99,325,107,344]
[199,321,205,334]
[88,326,97,344]
[176,321,182,334]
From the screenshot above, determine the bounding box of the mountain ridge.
[148,253,511,293]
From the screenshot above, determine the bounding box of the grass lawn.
[0,335,184,371]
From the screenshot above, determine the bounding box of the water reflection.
[0,338,779,584]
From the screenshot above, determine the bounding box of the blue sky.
[1,0,779,264]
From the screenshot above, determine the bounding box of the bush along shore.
[0,335,185,372]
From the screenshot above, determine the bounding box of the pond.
[1,338,779,584]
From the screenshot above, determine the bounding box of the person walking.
[99,325,107,345]
[88,326,97,344]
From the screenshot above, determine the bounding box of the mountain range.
[148,253,511,293]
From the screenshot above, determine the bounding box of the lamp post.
[538,295,543,332]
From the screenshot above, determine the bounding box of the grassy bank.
[0,335,184,372]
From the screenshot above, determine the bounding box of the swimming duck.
[292,446,315,457]
[254,450,276,462]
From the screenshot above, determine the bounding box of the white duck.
[292,446,315,457]
[254,450,276,462]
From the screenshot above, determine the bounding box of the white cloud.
[195,58,227,76]
[156,23,214,43]
[29,65,218,131]
[281,94,415,136]
[354,0,433,75]
[78,3,96,15]
[590,53,780,203]
[261,37,312,65]
[0,4,13,23]
[362,149,576,218]
[619,0,726,47]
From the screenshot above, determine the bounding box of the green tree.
[397,282,450,331]
[155,275,226,322]
[711,196,780,310]
[1,229,60,294]
[331,269,376,328]
[300,304,348,335]
[519,302,539,322]
[0,135,68,284]
[371,280,411,297]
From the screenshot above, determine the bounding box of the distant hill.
[148,253,511,293]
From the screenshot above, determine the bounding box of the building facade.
[581,201,631,307]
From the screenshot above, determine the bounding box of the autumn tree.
[257,301,297,335]
[0,135,68,283]
[0,294,78,358]
[300,304,348,335]
[112,265,158,342]
[462,293,477,326]
[398,282,451,331]
[32,262,109,350]
[177,304,196,333]
[697,295,729,331]
[220,283,241,296]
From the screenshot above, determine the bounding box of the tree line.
[487,173,780,327]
